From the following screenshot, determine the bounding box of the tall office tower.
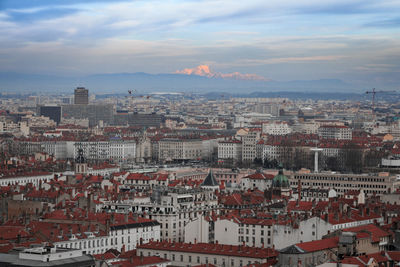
[74,87,89,105]
[38,106,61,124]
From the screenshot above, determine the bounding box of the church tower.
[75,148,87,174]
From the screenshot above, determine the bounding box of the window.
[189,256,191,263]
[197,256,200,263]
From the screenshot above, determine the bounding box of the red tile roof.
[137,241,278,259]
[244,173,274,180]
[111,256,170,267]
[343,224,390,243]
[126,173,152,181]
[295,237,339,253]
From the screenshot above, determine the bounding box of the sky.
[1,0,400,89]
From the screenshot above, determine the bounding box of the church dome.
[272,167,289,188]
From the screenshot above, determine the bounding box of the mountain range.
[0,70,357,94]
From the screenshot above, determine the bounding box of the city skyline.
[1,0,400,91]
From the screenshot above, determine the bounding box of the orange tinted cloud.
[176,65,267,81]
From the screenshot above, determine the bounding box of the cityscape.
[1,1,400,267]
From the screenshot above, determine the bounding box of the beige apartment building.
[241,131,261,163]
[290,172,400,195]
[318,125,352,140]
[218,139,242,162]
[158,138,202,162]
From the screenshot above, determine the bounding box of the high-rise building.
[62,104,114,127]
[74,87,89,105]
[38,106,61,124]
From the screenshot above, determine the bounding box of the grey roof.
[339,232,356,244]
[279,245,305,254]
[201,169,219,187]
[0,253,95,267]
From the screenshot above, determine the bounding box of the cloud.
[7,7,80,24]
[0,0,399,89]
[175,65,268,81]
[364,17,400,28]
[354,64,400,73]
[239,55,346,65]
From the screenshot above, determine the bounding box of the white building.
[186,215,276,248]
[318,125,352,140]
[42,141,68,159]
[242,131,261,162]
[218,139,242,162]
[273,217,333,250]
[261,144,281,161]
[290,172,399,196]
[291,121,319,134]
[43,213,161,254]
[158,138,203,162]
[0,120,29,136]
[131,187,219,243]
[184,215,210,244]
[109,139,136,162]
[0,172,55,187]
[262,121,292,136]
[74,139,136,162]
[16,138,136,161]
[241,172,274,191]
[202,137,223,161]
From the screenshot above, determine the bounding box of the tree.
[253,157,263,167]
[325,156,340,171]
[340,144,363,173]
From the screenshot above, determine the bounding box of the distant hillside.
[0,72,358,93]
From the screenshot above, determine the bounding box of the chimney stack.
[346,207,351,219]
[334,211,339,221]
[106,219,110,234]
